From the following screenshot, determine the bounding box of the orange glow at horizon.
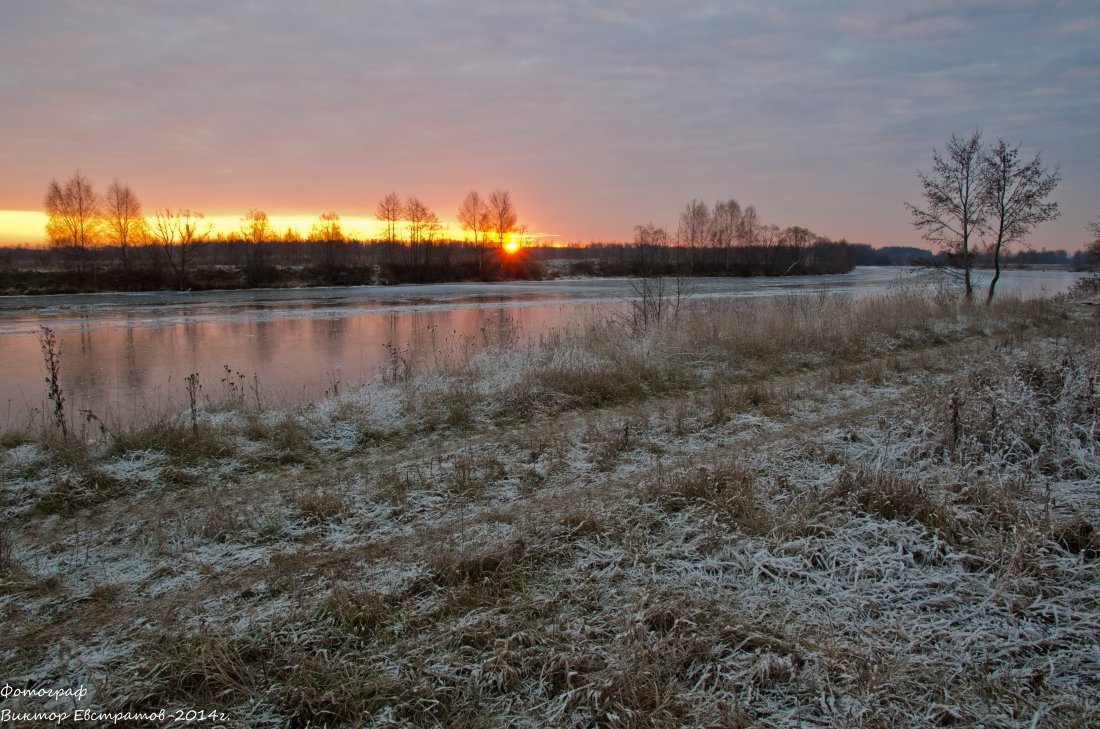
[0,210,560,247]
[0,211,48,245]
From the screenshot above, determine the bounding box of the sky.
[1,0,1098,249]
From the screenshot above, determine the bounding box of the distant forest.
[847,244,1088,268]
[0,236,858,295]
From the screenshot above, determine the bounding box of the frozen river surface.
[0,267,1085,428]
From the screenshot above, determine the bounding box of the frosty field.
[1,284,1098,727]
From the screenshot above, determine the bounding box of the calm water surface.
[0,267,1085,428]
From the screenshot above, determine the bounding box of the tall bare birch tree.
[103,179,145,271]
[404,196,438,268]
[979,139,1060,303]
[710,199,741,268]
[458,191,491,272]
[376,192,402,265]
[678,199,708,270]
[906,131,987,301]
[487,190,519,248]
[44,170,102,270]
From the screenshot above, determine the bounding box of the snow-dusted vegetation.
[2,284,1098,727]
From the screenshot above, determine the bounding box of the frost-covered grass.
[1,288,1098,727]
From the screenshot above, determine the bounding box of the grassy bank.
[0,259,545,296]
[0,238,857,295]
[2,285,1098,727]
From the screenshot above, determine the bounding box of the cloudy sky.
[1,0,1097,248]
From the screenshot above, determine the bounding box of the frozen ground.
[1,289,1098,727]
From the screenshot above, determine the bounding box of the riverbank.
[0,250,857,297]
[2,285,1098,726]
[0,261,847,296]
[2,268,1087,433]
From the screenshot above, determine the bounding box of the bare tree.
[457,191,489,243]
[710,199,741,268]
[240,209,274,245]
[239,209,275,282]
[760,223,783,273]
[634,222,670,273]
[678,199,709,270]
[487,189,519,248]
[150,208,212,290]
[44,170,102,270]
[422,210,443,268]
[403,197,437,268]
[626,222,693,334]
[103,179,146,271]
[458,190,491,271]
[403,197,429,245]
[980,139,1061,303]
[309,211,344,242]
[737,204,760,267]
[779,226,817,275]
[906,131,987,301]
[309,212,345,269]
[376,192,402,265]
[627,224,668,333]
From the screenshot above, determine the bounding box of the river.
[0,267,1086,429]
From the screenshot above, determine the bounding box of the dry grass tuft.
[134,628,267,707]
[508,325,676,414]
[1052,518,1099,559]
[108,418,234,463]
[239,412,318,465]
[558,507,606,537]
[412,378,478,429]
[29,467,133,516]
[446,449,507,497]
[738,381,777,410]
[87,581,125,603]
[292,486,349,525]
[652,460,771,535]
[585,416,636,471]
[269,414,317,462]
[429,539,528,587]
[159,465,203,489]
[311,584,401,642]
[128,622,457,727]
[0,428,32,449]
[929,346,1100,480]
[0,527,16,576]
[828,468,957,540]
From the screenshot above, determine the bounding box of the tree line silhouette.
[617,199,855,277]
[36,171,532,290]
[17,170,870,293]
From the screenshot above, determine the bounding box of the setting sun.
[502,238,521,254]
